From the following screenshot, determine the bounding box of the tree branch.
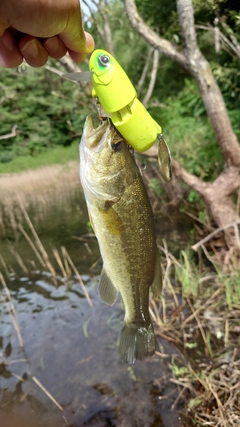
[83,0,114,54]
[59,54,82,73]
[211,165,240,198]
[192,221,240,251]
[220,19,240,59]
[142,144,207,196]
[123,0,187,69]
[0,125,18,140]
[171,159,207,196]
[124,0,240,167]
[214,18,220,54]
[177,0,198,57]
[98,0,114,55]
[82,0,105,42]
[176,0,240,167]
[143,144,207,195]
[195,24,240,59]
[123,0,240,236]
[137,47,153,96]
[142,49,159,107]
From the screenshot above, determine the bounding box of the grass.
[0,140,79,174]
[0,160,81,237]
[151,243,240,426]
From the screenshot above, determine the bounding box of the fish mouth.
[83,115,115,151]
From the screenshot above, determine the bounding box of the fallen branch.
[192,221,240,251]
[0,124,17,140]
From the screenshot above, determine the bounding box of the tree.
[82,0,114,54]
[124,0,240,247]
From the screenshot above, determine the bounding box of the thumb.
[59,7,94,62]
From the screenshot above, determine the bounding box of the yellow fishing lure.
[64,49,171,182]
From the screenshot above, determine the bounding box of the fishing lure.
[64,49,171,182]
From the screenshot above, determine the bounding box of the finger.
[19,35,48,67]
[59,5,94,61]
[42,36,67,59]
[68,32,94,63]
[0,30,23,67]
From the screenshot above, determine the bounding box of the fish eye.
[112,141,123,151]
[98,54,110,67]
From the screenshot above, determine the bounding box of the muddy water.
[0,186,191,427]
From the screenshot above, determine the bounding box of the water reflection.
[0,273,182,427]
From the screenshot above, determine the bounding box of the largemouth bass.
[80,116,162,363]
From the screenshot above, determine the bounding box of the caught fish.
[64,49,172,182]
[80,115,162,364]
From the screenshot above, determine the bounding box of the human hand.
[0,0,94,68]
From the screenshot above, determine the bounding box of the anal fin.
[99,268,118,306]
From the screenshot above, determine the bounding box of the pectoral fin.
[98,204,124,236]
[88,212,96,234]
[99,268,118,305]
[151,250,162,298]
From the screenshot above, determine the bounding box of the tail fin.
[117,322,156,364]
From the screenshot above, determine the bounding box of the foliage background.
[0,0,239,181]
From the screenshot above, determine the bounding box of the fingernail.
[44,36,59,52]
[0,33,15,51]
[22,40,39,57]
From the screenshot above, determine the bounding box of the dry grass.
[1,202,93,307]
[0,162,79,201]
[150,243,240,427]
[0,162,80,238]
[0,162,92,306]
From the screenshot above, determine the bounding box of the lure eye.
[98,54,110,67]
[112,141,123,151]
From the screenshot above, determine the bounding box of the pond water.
[0,183,192,427]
